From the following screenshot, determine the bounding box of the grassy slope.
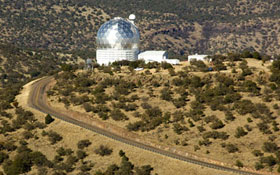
[49,59,280,173]
[1,0,280,55]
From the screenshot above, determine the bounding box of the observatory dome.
[97,17,140,50]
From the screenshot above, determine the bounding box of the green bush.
[235,127,247,138]
[77,140,92,149]
[203,131,229,140]
[210,119,224,129]
[252,150,263,157]
[254,162,264,170]
[260,155,277,166]
[234,100,256,115]
[110,109,127,121]
[235,160,243,168]
[160,88,173,101]
[94,145,113,156]
[45,114,54,124]
[46,131,63,144]
[0,152,8,164]
[225,143,239,153]
[76,150,87,160]
[98,112,109,120]
[126,121,144,131]
[190,60,208,72]
[257,123,272,134]
[225,111,235,121]
[262,142,279,153]
[198,138,212,146]
[173,123,188,135]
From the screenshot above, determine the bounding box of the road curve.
[28,76,263,175]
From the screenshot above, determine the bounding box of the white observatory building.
[96,15,179,65]
[96,15,140,65]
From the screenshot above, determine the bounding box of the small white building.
[188,54,209,62]
[138,51,180,65]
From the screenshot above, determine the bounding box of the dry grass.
[15,80,238,175]
[42,59,280,173]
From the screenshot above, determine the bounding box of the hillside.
[1,0,280,56]
[48,58,280,173]
[0,43,236,175]
[0,44,158,175]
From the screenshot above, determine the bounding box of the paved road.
[28,76,263,175]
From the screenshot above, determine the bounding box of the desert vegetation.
[0,43,156,175]
[1,1,280,56]
[49,55,280,173]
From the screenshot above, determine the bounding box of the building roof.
[188,54,208,58]
[138,50,167,56]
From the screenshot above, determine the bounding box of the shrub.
[235,127,247,138]
[172,111,184,122]
[197,125,206,132]
[210,119,224,129]
[77,140,92,149]
[244,124,252,132]
[3,152,32,175]
[242,80,260,94]
[190,60,208,72]
[257,123,272,134]
[194,145,200,151]
[76,150,87,160]
[213,60,227,71]
[161,62,173,69]
[255,162,264,170]
[98,112,109,120]
[135,165,154,175]
[141,102,151,109]
[47,131,63,144]
[235,160,243,168]
[172,98,186,108]
[29,151,50,167]
[45,114,54,124]
[124,103,138,111]
[145,107,162,119]
[56,147,67,156]
[110,109,127,121]
[126,121,144,131]
[94,145,113,156]
[22,131,33,140]
[160,88,173,101]
[262,142,279,153]
[198,138,212,146]
[260,156,277,166]
[225,144,239,153]
[0,152,8,164]
[203,131,229,140]
[3,142,17,152]
[190,76,204,88]
[173,123,188,135]
[80,163,93,172]
[225,111,235,121]
[234,100,255,115]
[247,117,253,123]
[252,150,263,157]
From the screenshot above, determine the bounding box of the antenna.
[129,14,136,20]
[129,14,136,24]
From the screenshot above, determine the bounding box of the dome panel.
[97,17,140,50]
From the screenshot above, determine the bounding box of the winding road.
[28,76,265,175]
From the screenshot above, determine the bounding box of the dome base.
[96,49,138,65]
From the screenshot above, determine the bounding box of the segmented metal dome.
[97,17,140,50]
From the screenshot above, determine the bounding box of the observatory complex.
[96,15,179,65]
